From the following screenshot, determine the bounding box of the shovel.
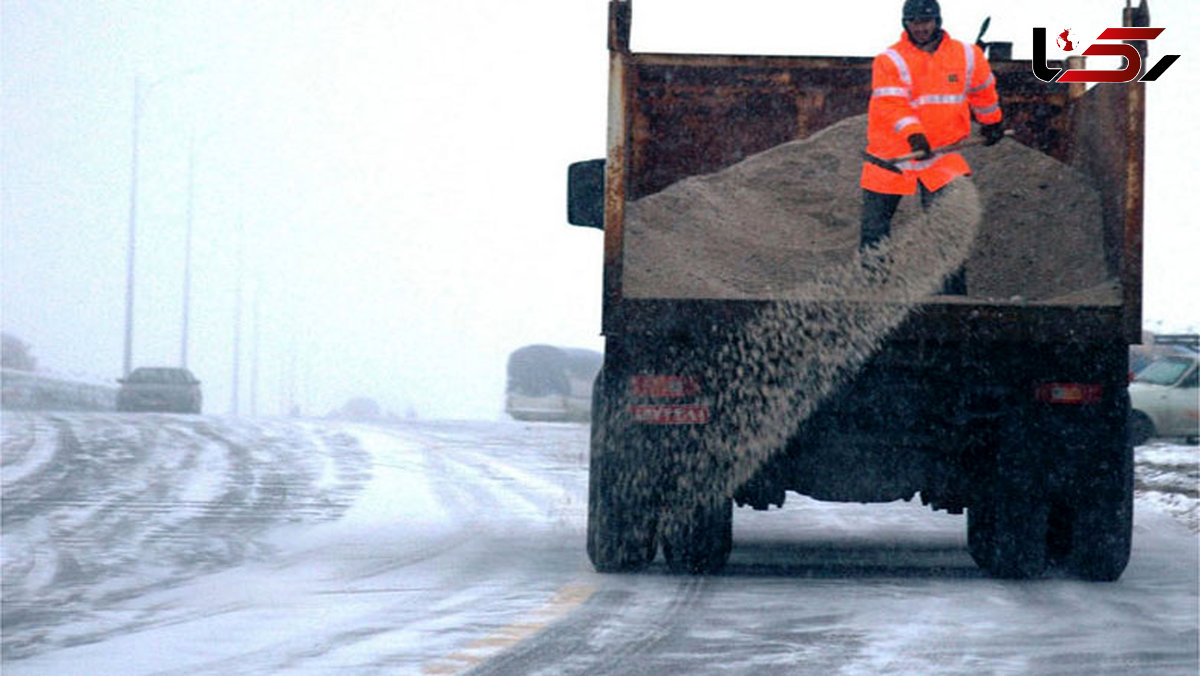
[862,129,1014,174]
[975,16,992,50]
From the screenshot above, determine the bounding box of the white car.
[1128,355,1199,444]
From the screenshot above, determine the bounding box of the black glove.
[907,133,933,160]
[981,122,1005,146]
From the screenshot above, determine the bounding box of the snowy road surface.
[2,413,1197,675]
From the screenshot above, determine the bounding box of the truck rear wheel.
[968,489,1048,579]
[967,419,1049,579]
[662,494,733,575]
[587,376,658,572]
[966,502,995,570]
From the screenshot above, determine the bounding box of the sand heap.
[622,114,1112,303]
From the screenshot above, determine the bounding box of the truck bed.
[603,52,1144,343]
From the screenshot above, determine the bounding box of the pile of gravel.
[623,114,1113,303]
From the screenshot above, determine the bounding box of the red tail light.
[629,375,708,425]
[1034,383,1103,405]
[630,375,701,398]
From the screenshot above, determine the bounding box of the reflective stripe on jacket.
[861,30,1003,195]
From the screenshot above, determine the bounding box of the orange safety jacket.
[861,30,1003,195]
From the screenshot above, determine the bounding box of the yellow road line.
[422,583,595,674]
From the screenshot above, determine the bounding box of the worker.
[860,0,1005,294]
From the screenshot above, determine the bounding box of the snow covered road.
[1,414,1196,674]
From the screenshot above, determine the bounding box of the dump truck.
[569,0,1149,580]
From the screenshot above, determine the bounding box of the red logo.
[1033,26,1180,83]
[1056,28,1075,51]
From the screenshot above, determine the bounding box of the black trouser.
[859,186,966,295]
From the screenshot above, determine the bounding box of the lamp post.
[250,290,259,417]
[180,124,221,370]
[180,132,196,368]
[231,223,243,416]
[122,69,201,377]
[122,77,143,378]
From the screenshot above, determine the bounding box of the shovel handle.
[890,129,1015,163]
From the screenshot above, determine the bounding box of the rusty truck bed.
[602,26,1145,343]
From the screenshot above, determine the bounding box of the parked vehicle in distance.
[1129,354,1199,445]
[505,345,602,422]
[330,397,385,422]
[116,367,203,414]
[1129,333,1198,379]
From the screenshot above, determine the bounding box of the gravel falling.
[655,179,985,508]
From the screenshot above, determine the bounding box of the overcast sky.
[2,0,1196,419]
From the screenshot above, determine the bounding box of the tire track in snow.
[300,428,483,582]
[330,424,581,583]
[398,422,712,675]
[463,576,710,676]
[0,414,373,661]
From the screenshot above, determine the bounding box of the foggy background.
[2,0,1196,419]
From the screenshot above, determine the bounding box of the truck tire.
[1065,399,1134,581]
[1127,410,1154,446]
[966,502,995,571]
[587,375,658,572]
[662,493,733,575]
[967,419,1049,579]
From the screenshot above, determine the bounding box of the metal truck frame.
[570,0,1147,580]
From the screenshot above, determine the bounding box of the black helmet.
[902,0,941,21]
[902,0,942,45]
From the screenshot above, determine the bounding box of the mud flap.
[587,374,659,572]
[1065,393,1134,581]
[968,417,1050,579]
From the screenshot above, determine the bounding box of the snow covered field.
[1,413,1196,674]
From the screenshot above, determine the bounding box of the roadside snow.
[0,415,58,484]
[1136,441,1200,532]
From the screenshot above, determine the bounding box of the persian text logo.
[1032,27,1180,83]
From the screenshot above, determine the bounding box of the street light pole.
[231,223,243,416]
[180,132,196,368]
[123,68,202,377]
[250,290,259,417]
[122,77,143,378]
